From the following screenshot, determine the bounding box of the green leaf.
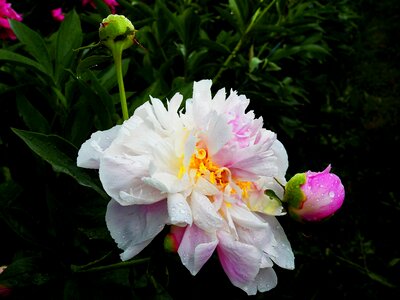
[74,73,115,130]
[0,256,54,288]
[0,49,49,76]
[93,0,112,17]
[11,128,108,199]
[55,9,83,85]
[229,0,246,32]
[76,55,111,78]
[9,19,53,77]
[0,180,23,207]
[16,94,51,133]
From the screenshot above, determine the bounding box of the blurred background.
[1,0,399,299]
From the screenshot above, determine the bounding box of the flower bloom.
[77,79,295,295]
[284,165,345,222]
[0,0,22,40]
[82,0,119,14]
[51,8,64,22]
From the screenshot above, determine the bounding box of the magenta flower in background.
[284,165,345,222]
[82,0,119,14]
[51,8,64,22]
[77,79,294,295]
[0,0,22,40]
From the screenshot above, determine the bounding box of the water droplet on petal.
[329,191,335,198]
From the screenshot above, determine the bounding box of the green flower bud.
[99,14,136,51]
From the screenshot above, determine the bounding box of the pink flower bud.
[163,226,185,253]
[284,165,345,222]
[51,8,64,22]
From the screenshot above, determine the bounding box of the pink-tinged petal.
[99,154,164,205]
[167,193,192,226]
[77,125,121,169]
[216,230,262,295]
[177,224,218,275]
[259,215,295,270]
[105,199,168,261]
[191,191,223,232]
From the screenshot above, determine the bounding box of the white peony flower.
[77,79,294,295]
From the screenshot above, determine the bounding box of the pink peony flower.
[82,0,119,14]
[284,165,345,222]
[77,79,294,295]
[0,0,22,40]
[51,7,64,22]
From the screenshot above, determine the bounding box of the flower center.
[184,147,251,198]
[190,148,230,187]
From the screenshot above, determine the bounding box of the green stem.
[112,43,129,121]
[213,0,277,83]
[71,257,150,273]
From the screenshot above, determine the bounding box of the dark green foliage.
[0,0,399,299]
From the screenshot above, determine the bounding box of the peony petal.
[211,87,226,112]
[193,176,219,195]
[99,154,164,205]
[271,140,289,179]
[77,125,121,169]
[191,191,223,232]
[254,267,277,292]
[168,193,193,226]
[259,215,295,270]
[216,230,262,295]
[143,171,190,194]
[191,80,213,129]
[105,199,168,261]
[177,224,218,275]
[202,111,232,156]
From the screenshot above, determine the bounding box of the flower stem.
[71,257,150,273]
[112,43,129,121]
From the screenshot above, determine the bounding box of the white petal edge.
[77,125,121,169]
[105,199,168,261]
[168,193,192,226]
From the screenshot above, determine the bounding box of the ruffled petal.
[191,80,213,129]
[77,125,121,169]
[99,154,164,205]
[105,199,168,261]
[143,172,190,194]
[201,111,232,156]
[168,193,192,226]
[177,224,218,275]
[216,230,262,295]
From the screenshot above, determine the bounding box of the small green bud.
[283,172,307,208]
[99,14,136,51]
